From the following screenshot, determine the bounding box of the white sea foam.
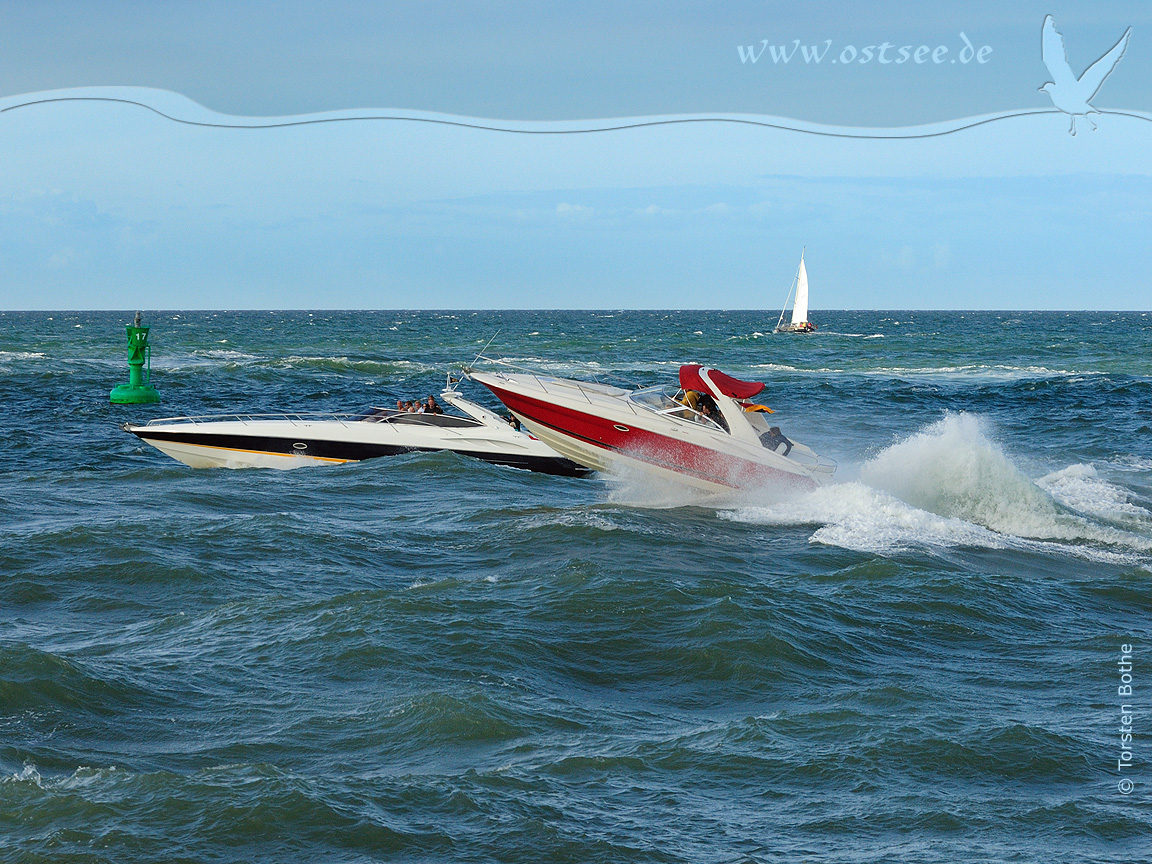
[605,466,729,509]
[748,363,1090,380]
[726,481,1008,554]
[864,363,1087,381]
[271,356,439,374]
[1037,464,1152,527]
[5,763,43,786]
[749,363,805,372]
[520,510,624,532]
[192,348,259,361]
[723,413,1152,562]
[857,413,1064,538]
[606,458,811,511]
[58,766,120,790]
[1106,455,1152,473]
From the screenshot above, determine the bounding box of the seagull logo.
[1039,15,1131,135]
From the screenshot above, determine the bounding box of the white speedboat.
[124,385,588,476]
[468,363,835,494]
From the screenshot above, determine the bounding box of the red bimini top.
[679,364,765,399]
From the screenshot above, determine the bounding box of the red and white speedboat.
[468,363,835,494]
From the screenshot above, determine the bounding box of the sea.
[2,309,1150,863]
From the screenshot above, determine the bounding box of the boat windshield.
[352,407,481,428]
[628,385,726,432]
[353,407,394,421]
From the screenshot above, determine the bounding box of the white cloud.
[556,202,594,219]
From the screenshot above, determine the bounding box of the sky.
[0,1,1149,310]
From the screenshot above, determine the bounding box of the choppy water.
[2,309,1151,863]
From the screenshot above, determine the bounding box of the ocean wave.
[866,364,1089,380]
[1037,464,1152,528]
[749,363,804,372]
[190,348,260,361]
[518,510,624,533]
[1106,455,1152,473]
[153,354,442,376]
[1,760,420,858]
[3,763,128,793]
[378,691,524,746]
[750,363,1092,380]
[0,643,158,718]
[725,414,1152,562]
[274,356,440,375]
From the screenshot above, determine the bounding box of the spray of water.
[709,413,1152,561]
[858,413,1064,539]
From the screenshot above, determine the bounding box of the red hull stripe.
[483,383,811,490]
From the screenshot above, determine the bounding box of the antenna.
[466,329,501,371]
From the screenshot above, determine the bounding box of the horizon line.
[4,308,1149,315]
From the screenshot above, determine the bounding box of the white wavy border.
[3,86,1150,139]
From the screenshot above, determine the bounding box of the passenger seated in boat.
[760,426,793,456]
[508,413,521,431]
[425,395,443,415]
[680,389,703,411]
[698,395,728,432]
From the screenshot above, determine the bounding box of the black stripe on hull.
[472,451,591,477]
[130,429,590,478]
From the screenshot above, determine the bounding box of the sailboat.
[774,249,817,333]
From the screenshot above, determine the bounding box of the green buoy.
[110,311,161,404]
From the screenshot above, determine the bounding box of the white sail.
[790,254,809,325]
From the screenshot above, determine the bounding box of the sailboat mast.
[775,285,791,332]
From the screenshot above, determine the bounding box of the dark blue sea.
[2,310,1151,863]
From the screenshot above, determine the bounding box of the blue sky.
[0,2,1149,309]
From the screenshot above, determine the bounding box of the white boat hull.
[125,392,588,476]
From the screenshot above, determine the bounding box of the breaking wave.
[724,414,1152,562]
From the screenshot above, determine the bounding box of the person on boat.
[508,413,521,431]
[396,399,404,412]
[760,426,793,456]
[425,395,443,415]
[680,389,703,412]
[698,394,728,432]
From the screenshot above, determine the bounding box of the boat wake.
[713,413,1152,563]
